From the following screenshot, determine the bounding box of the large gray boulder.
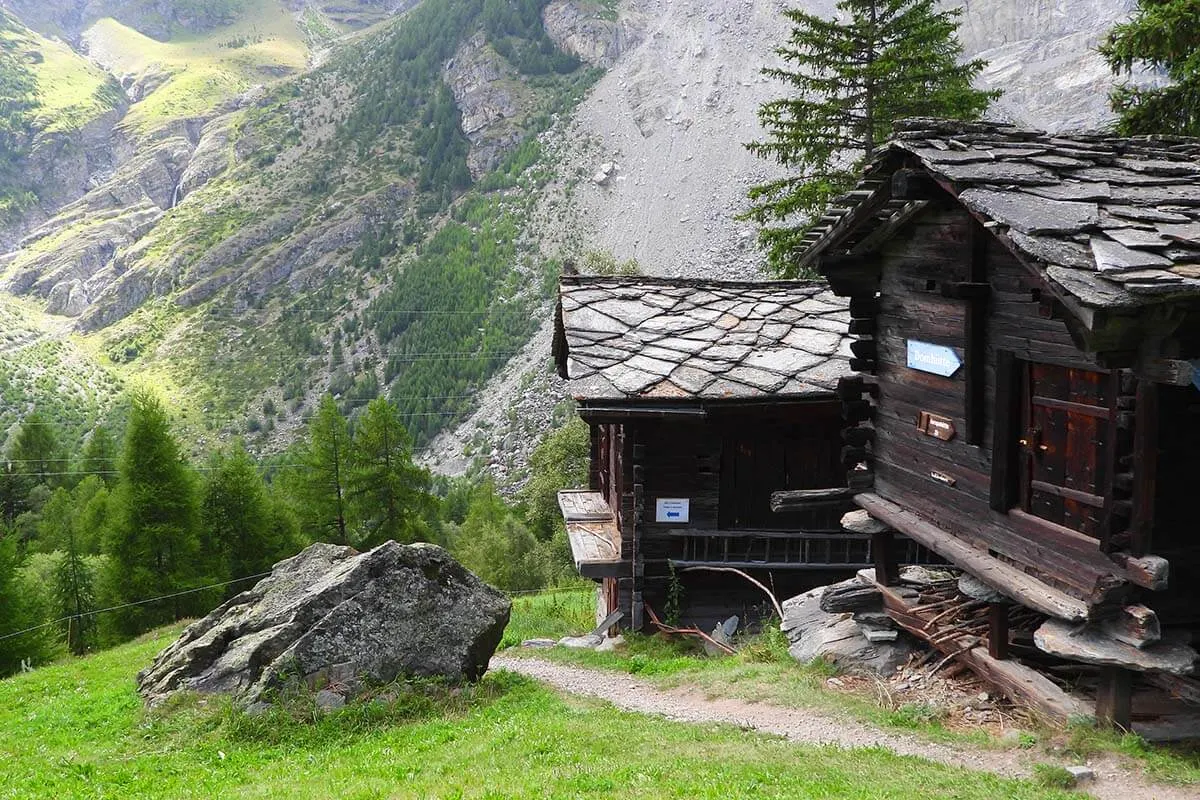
[137,541,511,707]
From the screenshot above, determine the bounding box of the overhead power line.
[0,571,274,645]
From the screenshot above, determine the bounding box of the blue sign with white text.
[907,340,963,378]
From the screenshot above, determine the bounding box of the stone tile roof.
[554,276,852,401]
[798,119,1200,309]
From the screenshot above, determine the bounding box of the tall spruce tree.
[1100,0,1200,136]
[299,395,351,545]
[103,389,204,638]
[348,397,433,548]
[746,0,997,276]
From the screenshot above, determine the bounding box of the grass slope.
[0,15,119,135]
[0,625,1078,800]
[80,0,308,135]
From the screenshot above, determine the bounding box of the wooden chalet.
[553,276,931,631]
[801,118,1200,734]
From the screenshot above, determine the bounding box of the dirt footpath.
[492,655,1195,800]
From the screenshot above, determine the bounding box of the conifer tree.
[0,536,57,675]
[1100,0,1200,136]
[103,389,204,638]
[201,441,285,593]
[746,0,997,276]
[54,517,96,656]
[348,397,433,548]
[79,426,119,486]
[299,395,351,545]
[10,413,63,485]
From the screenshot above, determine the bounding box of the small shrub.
[885,702,946,729]
[1032,763,1075,789]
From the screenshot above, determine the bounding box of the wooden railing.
[668,527,936,570]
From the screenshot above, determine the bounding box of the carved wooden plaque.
[917,411,957,441]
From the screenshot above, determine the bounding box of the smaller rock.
[521,638,558,649]
[245,701,273,717]
[315,690,345,711]
[900,565,958,586]
[559,633,604,649]
[705,615,739,655]
[596,635,626,653]
[841,509,889,534]
[1065,765,1094,783]
[959,573,1009,603]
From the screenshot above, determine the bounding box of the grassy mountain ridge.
[0,0,602,455]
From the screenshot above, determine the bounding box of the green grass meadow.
[0,609,1088,800]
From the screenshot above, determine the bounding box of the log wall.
[846,208,1141,606]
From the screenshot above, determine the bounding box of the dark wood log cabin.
[799,119,1200,733]
[553,276,930,631]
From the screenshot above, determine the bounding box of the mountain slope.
[0,0,605,454]
[0,0,1150,473]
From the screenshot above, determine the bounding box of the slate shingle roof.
[554,276,852,400]
[799,119,1200,309]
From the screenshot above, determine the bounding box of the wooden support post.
[872,530,899,586]
[987,603,1009,660]
[1095,666,1133,730]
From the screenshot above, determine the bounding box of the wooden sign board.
[917,411,957,441]
[906,340,963,377]
[655,498,690,523]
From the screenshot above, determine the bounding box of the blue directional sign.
[907,340,963,378]
[1192,360,1200,392]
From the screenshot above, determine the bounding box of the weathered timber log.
[1033,619,1196,675]
[1136,358,1195,386]
[1145,673,1200,705]
[820,581,882,613]
[856,493,1091,622]
[858,569,1093,722]
[770,487,857,513]
[1100,605,1161,649]
[1109,552,1169,591]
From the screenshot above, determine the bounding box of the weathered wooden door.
[1019,363,1115,539]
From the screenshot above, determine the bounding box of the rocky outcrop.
[953,0,1141,131]
[137,541,512,707]
[782,577,917,676]
[542,0,641,68]
[443,33,528,176]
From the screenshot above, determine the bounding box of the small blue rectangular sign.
[907,340,963,378]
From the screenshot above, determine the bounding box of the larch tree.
[1100,0,1200,136]
[746,0,997,276]
[348,397,433,549]
[79,426,119,486]
[201,441,285,594]
[103,389,204,638]
[299,395,352,545]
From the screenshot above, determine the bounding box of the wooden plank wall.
[866,209,1134,602]
[615,404,846,625]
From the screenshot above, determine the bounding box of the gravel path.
[492,654,1195,800]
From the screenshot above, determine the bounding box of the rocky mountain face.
[0,0,1149,477]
